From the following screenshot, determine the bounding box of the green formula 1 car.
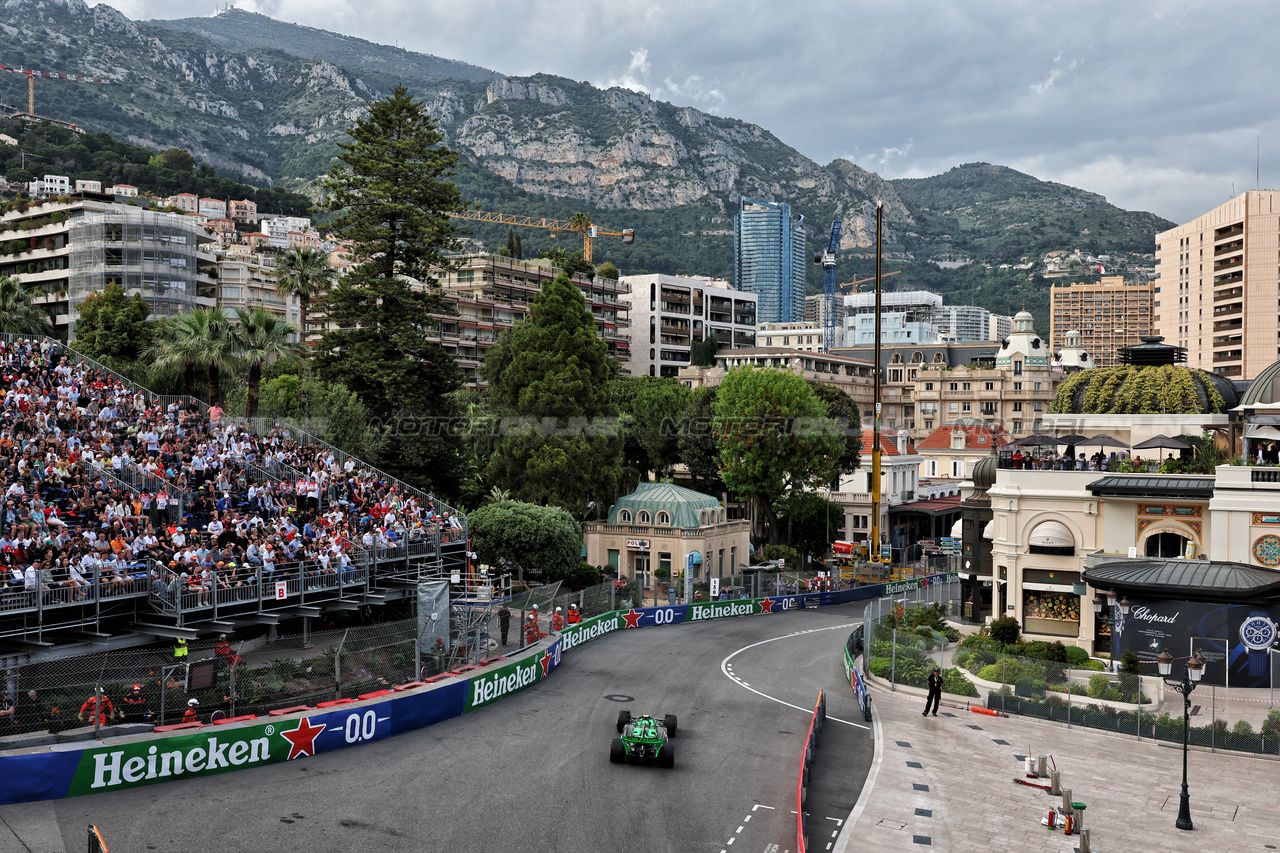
[610,709,677,767]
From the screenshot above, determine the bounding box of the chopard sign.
[1131,606,1178,625]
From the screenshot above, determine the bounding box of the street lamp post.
[1157,649,1206,831]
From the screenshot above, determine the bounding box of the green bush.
[1264,709,1280,740]
[1087,673,1119,700]
[1064,646,1092,667]
[942,668,978,697]
[1077,658,1106,671]
[869,657,893,679]
[1119,649,1142,675]
[1232,719,1254,737]
[988,616,1021,645]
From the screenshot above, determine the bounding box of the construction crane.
[0,63,109,118]
[814,218,841,352]
[448,210,634,262]
[840,270,902,291]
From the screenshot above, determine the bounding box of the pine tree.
[314,86,467,495]
[514,232,523,260]
[482,273,622,518]
[506,227,517,258]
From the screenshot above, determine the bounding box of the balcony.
[1214,239,1244,256]
[1212,256,1242,272]
[1214,287,1243,302]
[1214,223,1244,241]
[1212,303,1242,318]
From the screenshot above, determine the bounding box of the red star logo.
[622,608,643,628]
[540,649,553,677]
[281,716,326,760]
[921,577,930,587]
[759,597,775,613]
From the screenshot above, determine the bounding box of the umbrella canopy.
[1076,434,1131,449]
[1013,433,1061,447]
[1131,434,1191,451]
[1057,433,1089,445]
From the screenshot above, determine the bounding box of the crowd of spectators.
[0,336,465,617]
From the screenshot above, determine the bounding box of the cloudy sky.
[101,0,1279,223]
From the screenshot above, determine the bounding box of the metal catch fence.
[0,619,420,741]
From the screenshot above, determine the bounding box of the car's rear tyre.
[610,738,625,764]
[660,742,676,768]
[664,714,677,736]
[616,709,631,733]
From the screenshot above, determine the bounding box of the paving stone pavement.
[835,681,1280,852]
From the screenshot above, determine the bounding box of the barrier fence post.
[890,628,897,690]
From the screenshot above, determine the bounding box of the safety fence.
[796,691,826,853]
[985,679,1280,756]
[0,573,953,804]
[0,620,420,739]
[842,626,872,723]
[860,593,1280,756]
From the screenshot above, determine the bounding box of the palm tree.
[191,307,237,407]
[274,246,336,345]
[231,307,300,418]
[140,317,197,395]
[568,212,593,259]
[0,275,53,336]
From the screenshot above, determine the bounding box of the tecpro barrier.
[843,627,872,722]
[0,574,951,804]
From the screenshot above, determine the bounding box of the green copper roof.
[609,482,723,529]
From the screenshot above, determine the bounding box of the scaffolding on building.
[68,208,207,334]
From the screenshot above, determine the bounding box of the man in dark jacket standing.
[923,667,943,716]
[498,604,511,647]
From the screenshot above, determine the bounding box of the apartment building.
[677,346,875,412]
[735,196,806,324]
[832,341,999,436]
[843,290,942,345]
[427,254,631,387]
[215,251,300,333]
[1048,275,1153,367]
[620,273,757,378]
[0,197,216,334]
[74,180,102,194]
[166,193,199,213]
[757,321,827,352]
[198,197,228,219]
[1153,190,1280,380]
[937,304,1013,342]
[914,310,1059,437]
[228,199,258,224]
[31,174,70,198]
[261,216,315,249]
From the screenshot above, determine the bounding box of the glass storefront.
[1023,590,1081,637]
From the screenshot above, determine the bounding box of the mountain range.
[0,0,1175,325]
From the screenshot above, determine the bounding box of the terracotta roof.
[859,429,912,456]
[915,421,1008,451]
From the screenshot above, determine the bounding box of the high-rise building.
[1153,190,1280,379]
[1048,275,1153,368]
[937,304,1013,342]
[734,197,806,324]
[620,274,756,378]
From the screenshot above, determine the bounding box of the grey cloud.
[101,0,1280,222]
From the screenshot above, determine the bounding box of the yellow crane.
[449,210,634,262]
[840,270,901,290]
[0,63,109,117]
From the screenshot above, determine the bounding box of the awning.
[1246,424,1280,441]
[949,519,962,539]
[1085,559,1280,601]
[687,550,703,564]
[1028,520,1073,549]
[1087,475,1215,500]
[981,521,994,540]
[894,494,963,516]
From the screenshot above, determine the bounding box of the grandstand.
[0,333,469,663]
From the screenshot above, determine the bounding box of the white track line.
[720,623,869,730]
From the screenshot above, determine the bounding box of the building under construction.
[68,207,215,331]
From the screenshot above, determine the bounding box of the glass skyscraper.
[734,197,806,324]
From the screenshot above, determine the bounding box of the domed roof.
[972,453,998,491]
[1049,364,1238,415]
[1014,309,1034,322]
[1241,359,1280,407]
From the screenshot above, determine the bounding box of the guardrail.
[843,626,872,723]
[796,690,826,853]
[0,573,955,805]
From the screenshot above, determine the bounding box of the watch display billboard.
[1116,598,1280,688]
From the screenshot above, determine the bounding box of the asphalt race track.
[13,603,875,853]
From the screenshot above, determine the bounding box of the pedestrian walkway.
[837,679,1278,852]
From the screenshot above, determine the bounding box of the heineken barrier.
[0,574,948,804]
